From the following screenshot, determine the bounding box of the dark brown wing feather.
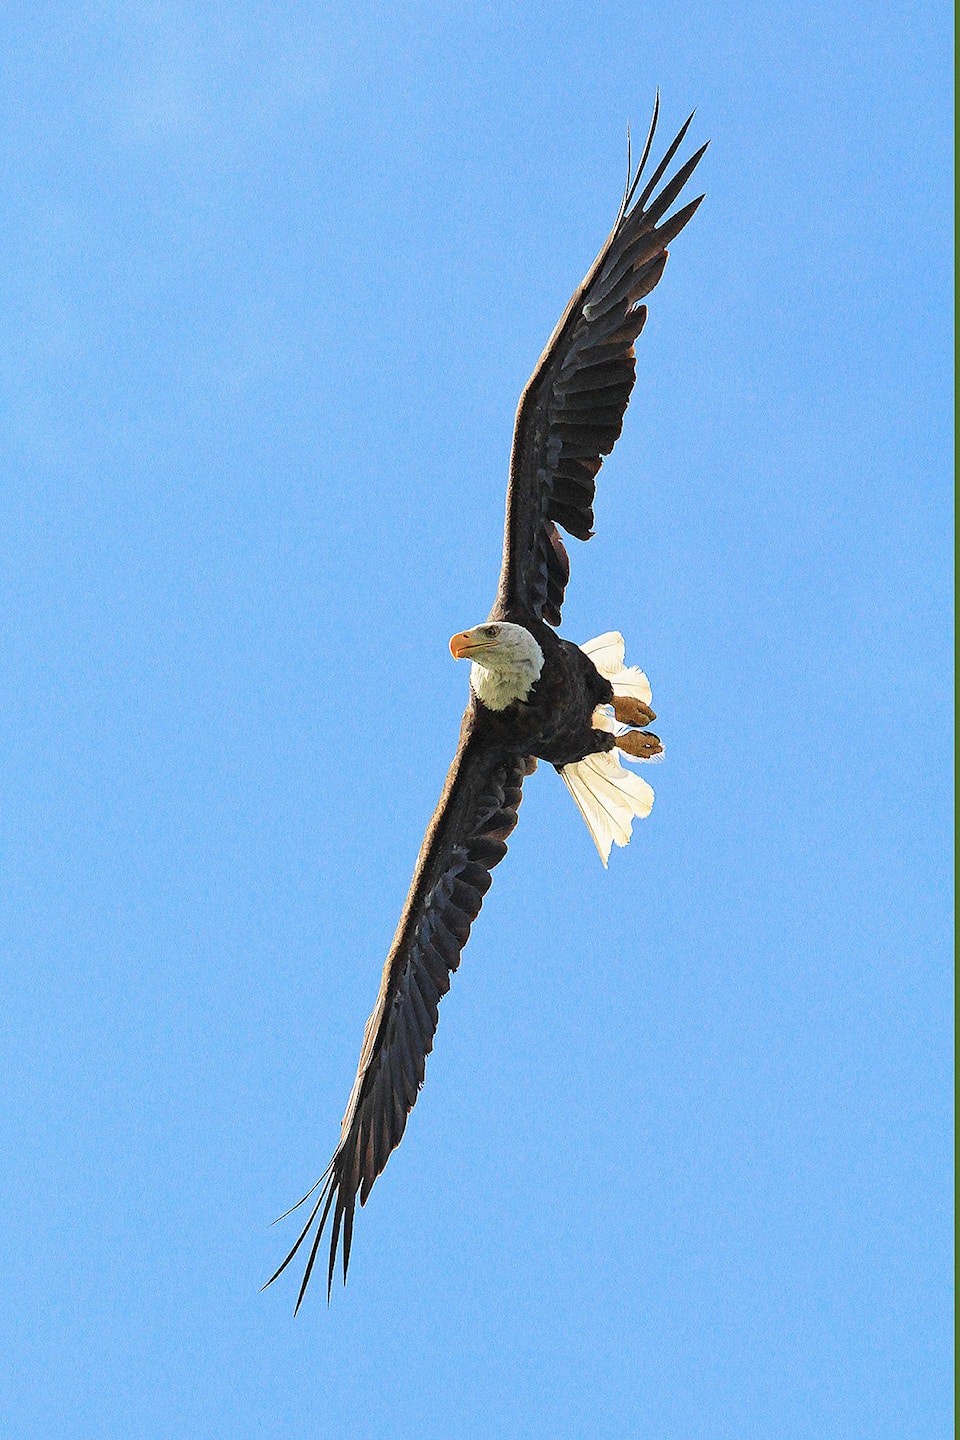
[496,99,707,625]
[264,707,532,1307]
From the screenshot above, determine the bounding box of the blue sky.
[0,2,952,1437]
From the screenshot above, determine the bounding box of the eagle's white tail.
[561,632,657,866]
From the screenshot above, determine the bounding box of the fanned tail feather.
[561,743,654,866]
[562,632,657,864]
[579,631,653,703]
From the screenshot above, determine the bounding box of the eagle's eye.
[483,625,499,638]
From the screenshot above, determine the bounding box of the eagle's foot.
[615,729,663,760]
[612,695,657,727]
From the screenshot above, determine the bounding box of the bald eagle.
[266,99,706,1307]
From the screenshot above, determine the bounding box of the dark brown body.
[477,610,616,768]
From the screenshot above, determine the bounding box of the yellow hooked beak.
[449,629,496,660]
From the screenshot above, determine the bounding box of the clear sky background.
[0,3,952,1437]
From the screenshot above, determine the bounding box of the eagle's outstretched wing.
[265,709,532,1306]
[496,99,706,626]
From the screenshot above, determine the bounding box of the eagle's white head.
[449,621,544,711]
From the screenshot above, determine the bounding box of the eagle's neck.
[470,630,544,711]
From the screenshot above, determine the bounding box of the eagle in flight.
[265,97,706,1307]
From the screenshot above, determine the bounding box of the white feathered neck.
[470,624,544,710]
